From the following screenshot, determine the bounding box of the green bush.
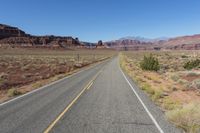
[184,59,200,70]
[140,54,160,71]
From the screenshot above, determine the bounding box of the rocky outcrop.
[96,40,107,49]
[0,36,80,48]
[0,24,80,48]
[0,24,27,39]
[97,40,103,46]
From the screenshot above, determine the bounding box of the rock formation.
[0,24,27,39]
[1,23,200,50]
[0,24,80,48]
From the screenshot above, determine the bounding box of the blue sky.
[0,0,200,42]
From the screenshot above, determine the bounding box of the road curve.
[0,57,182,133]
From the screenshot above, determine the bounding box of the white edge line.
[0,60,108,106]
[118,62,164,133]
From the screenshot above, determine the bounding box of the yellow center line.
[87,82,93,90]
[43,67,103,133]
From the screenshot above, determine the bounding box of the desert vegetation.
[140,54,160,71]
[184,59,200,70]
[120,50,200,133]
[0,48,115,102]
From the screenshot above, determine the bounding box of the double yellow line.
[44,68,103,133]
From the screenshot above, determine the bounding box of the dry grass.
[120,51,200,132]
[166,103,200,133]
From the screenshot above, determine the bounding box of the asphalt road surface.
[0,57,182,133]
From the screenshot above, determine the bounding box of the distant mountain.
[119,36,151,42]
[119,36,169,43]
[161,34,200,50]
[104,38,153,50]
[104,35,200,50]
[104,36,170,50]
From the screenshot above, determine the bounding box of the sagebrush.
[184,59,200,70]
[140,54,160,71]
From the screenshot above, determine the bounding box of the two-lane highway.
[0,59,109,133]
[0,57,182,133]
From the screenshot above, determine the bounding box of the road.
[0,57,182,133]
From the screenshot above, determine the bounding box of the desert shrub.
[162,98,181,110]
[181,55,188,58]
[186,71,199,77]
[0,72,8,79]
[152,89,163,101]
[7,88,22,97]
[140,54,160,71]
[178,79,188,85]
[171,74,180,82]
[193,79,200,90]
[161,64,169,70]
[0,78,3,87]
[170,85,178,91]
[32,82,43,89]
[183,82,193,91]
[166,103,200,133]
[184,59,200,70]
[141,83,155,95]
